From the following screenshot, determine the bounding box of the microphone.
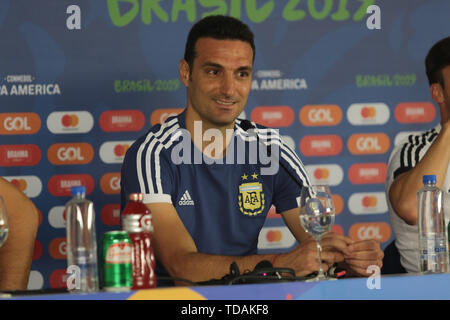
[239,119,305,189]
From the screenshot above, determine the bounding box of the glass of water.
[0,196,9,248]
[299,185,336,281]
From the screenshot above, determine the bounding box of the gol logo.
[150,108,184,126]
[299,105,342,126]
[100,109,145,132]
[0,144,41,166]
[251,106,294,127]
[347,133,390,155]
[300,135,342,156]
[0,113,41,134]
[348,163,387,184]
[49,238,67,259]
[47,143,94,165]
[49,269,68,289]
[394,102,435,123]
[100,204,121,226]
[100,173,121,194]
[349,222,391,243]
[48,174,94,196]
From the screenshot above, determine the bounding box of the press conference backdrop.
[0,0,449,290]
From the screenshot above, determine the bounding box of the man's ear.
[430,83,444,104]
[179,59,190,87]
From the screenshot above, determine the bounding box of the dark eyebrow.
[201,62,252,73]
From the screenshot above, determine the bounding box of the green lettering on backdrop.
[107,0,376,26]
[172,0,196,22]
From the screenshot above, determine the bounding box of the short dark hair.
[425,36,450,86]
[183,15,255,71]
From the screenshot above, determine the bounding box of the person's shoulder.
[394,125,439,150]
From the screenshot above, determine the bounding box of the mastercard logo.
[300,135,343,157]
[100,204,121,226]
[150,108,184,126]
[0,112,41,135]
[266,230,282,242]
[99,141,134,164]
[251,106,294,127]
[257,227,296,250]
[4,175,42,198]
[100,109,146,132]
[360,106,376,118]
[100,173,121,195]
[299,105,342,126]
[347,133,390,155]
[305,164,343,186]
[394,102,436,123]
[47,111,94,134]
[349,222,391,243]
[61,114,79,127]
[348,192,388,215]
[347,103,390,125]
[348,163,387,184]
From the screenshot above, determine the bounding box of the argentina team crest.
[238,173,265,216]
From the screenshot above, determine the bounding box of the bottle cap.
[71,186,86,195]
[129,193,144,201]
[423,175,436,184]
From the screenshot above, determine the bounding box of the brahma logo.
[348,163,387,184]
[347,103,390,125]
[257,226,296,250]
[305,164,343,186]
[4,175,42,198]
[250,106,294,127]
[100,204,121,226]
[48,206,66,229]
[49,269,68,289]
[47,143,94,165]
[348,192,388,215]
[49,238,67,259]
[0,112,41,134]
[0,144,41,166]
[99,109,145,132]
[394,102,436,123]
[99,141,134,164]
[100,173,121,194]
[47,111,94,134]
[299,105,342,126]
[150,108,184,125]
[349,222,391,243]
[347,133,390,155]
[300,135,342,157]
[48,174,94,196]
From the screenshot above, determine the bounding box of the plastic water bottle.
[65,186,99,292]
[417,175,449,273]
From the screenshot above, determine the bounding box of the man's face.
[180,37,253,129]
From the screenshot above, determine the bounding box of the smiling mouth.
[214,98,237,107]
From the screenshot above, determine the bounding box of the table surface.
[3,272,450,300]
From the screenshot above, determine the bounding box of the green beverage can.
[102,231,133,291]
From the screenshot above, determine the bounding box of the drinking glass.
[299,185,335,281]
[0,196,9,248]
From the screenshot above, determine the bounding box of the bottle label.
[122,214,153,233]
[105,243,132,264]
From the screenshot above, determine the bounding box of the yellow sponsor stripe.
[128,287,206,300]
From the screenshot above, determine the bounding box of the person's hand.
[277,232,353,277]
[342,239,384,277]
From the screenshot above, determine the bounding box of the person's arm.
[0,178,39,290]
[389,121,450,225]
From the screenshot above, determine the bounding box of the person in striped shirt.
[121,15,383,285]
[386,36,450,273]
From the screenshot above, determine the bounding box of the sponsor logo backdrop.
[1,0,449,289]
